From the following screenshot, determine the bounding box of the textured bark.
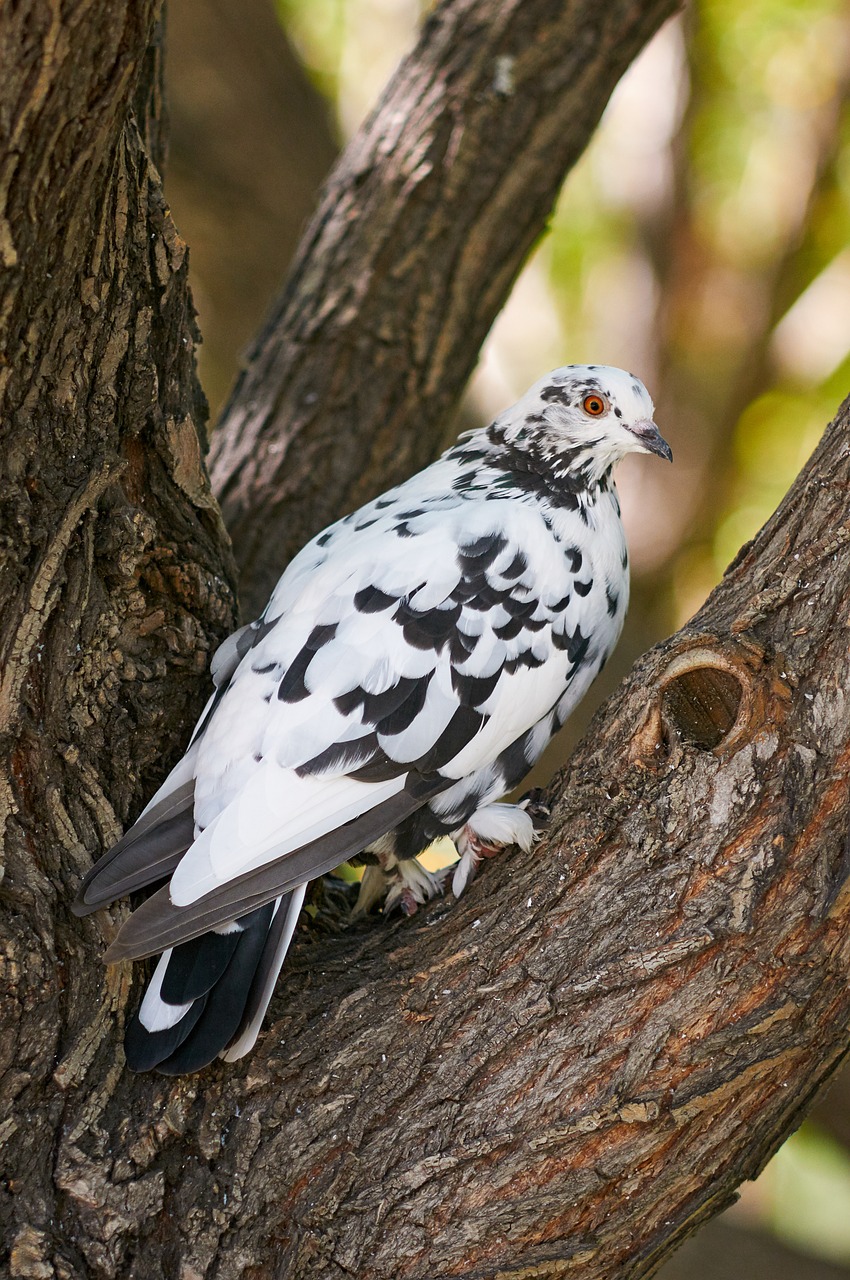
[210,0,681,620]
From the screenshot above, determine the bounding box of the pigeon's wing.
[73,510,454,924]
[73,777,196,912]
[94,492,600,961]
[103,781,436,961]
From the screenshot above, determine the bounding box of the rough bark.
[209,0,681,620]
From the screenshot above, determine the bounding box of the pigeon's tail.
[124,887,307,1074]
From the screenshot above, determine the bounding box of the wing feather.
[172,770,408,905]
[73,778,196,913]
[103,781,442,961]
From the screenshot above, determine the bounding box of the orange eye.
[583,394,607,417]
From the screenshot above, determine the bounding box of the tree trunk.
[0,2,237,1271]
[8,1,850,1279]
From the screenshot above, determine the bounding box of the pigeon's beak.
[630,419,672,463]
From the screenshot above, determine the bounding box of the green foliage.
[768,1124,850,1264]
[715,365,849,572]
[276,0,348,100]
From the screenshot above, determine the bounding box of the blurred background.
[163,0,850,1274]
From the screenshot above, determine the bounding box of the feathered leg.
[450,800,539,897]
[359,794,547,915]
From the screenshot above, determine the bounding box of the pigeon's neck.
[459,424,614,509]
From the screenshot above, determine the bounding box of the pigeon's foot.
[357,792,552,915]
[352,863,389,916]
[517,788,552,834]
[451,800,541,897]
[354,850,448,916]
[385,856,448,916]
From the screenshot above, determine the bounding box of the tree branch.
[53,396,850,1277]
[209,0,681,618]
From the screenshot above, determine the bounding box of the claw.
[383,857,448,914]
[518,788,551,832]
[352,864,389,916]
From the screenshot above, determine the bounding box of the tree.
[3,1,849,1277]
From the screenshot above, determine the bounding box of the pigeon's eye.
[582,394,608,417]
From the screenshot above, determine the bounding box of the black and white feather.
[74,365,671,1074]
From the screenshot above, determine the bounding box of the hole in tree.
[661,666,743,750]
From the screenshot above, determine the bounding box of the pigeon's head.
[494,365,671,487]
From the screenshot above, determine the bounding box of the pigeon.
[74,365,671,1074]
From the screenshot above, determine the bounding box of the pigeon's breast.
[543,484,630,720]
